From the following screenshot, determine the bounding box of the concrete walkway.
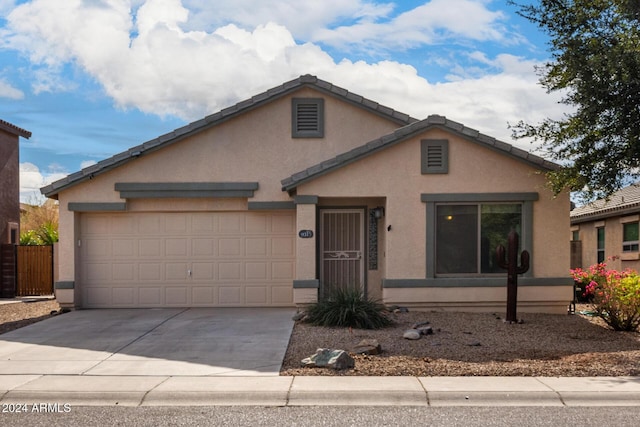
[1,375,639,406]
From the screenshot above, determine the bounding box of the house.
[41,75,572,312]
[570,183,640,272]
[1,119,31,298]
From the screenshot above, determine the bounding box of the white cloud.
[181,0,393,39]
[0,77,23,99]
[312,0,512,51]
[19,162,67,203]
[2,0,567,149]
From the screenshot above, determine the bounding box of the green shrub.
[572,261,640,331]
[304,288,394,329]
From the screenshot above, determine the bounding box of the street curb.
[1,375,640,407]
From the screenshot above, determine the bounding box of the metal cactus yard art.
[496,230,530,323]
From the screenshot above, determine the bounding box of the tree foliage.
[20,200,59,245]
[509,0,640,201]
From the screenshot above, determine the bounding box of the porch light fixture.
[372,207,385,219]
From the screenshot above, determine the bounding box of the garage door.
[79,211,296,308]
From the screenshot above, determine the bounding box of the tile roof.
[0,119,31,138]
[570,183,640,223]
[41,75,416,198]
[281,114,560,192]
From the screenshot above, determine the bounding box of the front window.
[623,222,639,252]
[436,203,522,275]
[597,227,605,263]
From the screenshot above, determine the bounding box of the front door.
[319,209,365,297]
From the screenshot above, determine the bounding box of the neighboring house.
[41,75,572,312]
[1,119,31,298]
[570,183,640,272]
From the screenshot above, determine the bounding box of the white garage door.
[79,211,296,308]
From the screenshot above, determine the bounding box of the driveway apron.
[0,308,296,376]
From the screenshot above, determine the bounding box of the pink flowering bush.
[571,260,640,331]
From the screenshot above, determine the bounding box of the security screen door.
[320,209,365,297]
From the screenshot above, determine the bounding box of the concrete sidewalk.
[1,375,639,407]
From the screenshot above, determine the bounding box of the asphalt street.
[2,406,640,427]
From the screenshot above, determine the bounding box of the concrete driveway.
[0,308,296,376]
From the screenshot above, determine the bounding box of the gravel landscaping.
[280,305,640,376]
[0,299,61,335]
[2,300,638,377]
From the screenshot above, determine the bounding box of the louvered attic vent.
[421,139,449,174]
[292,98,324,138]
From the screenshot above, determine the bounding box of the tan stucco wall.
[298,128,570,281]
[573,214,640,272]
[384,286,571,314]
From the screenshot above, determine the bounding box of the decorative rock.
[411,321,430,329]
[467,340,482,347]
[301,348,355,370]
[416,325,433,335]
[352,339,382,355]
[292,312,306,321]
[403,330,421,340]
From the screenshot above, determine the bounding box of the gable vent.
[292,98,324,138]
[421,139,449,174]
[426,144,444,168]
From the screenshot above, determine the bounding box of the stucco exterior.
[42,75,571,312]
[0,119,31,299]
[571,183,640,272]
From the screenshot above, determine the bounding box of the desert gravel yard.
[0,299,60,335]
[280,305,640,377]
[2,300,639,377]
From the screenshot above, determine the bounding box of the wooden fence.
[0,244,53,297]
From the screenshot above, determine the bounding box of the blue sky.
[0,0,569,202]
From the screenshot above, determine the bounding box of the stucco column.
[53,201,77,308]
[293,196,318,304]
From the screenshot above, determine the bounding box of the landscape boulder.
[301,348,355,370]
[352,339,382,355]
[403,329,421,340]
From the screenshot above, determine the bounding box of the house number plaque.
[298,230,314,238]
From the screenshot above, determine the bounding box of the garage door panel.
[112,263,135,281]
[245,286,268,304]
[84,239,109,258]
[166,287,188,305]
[219,286,242,305]
[139,239,163,257]
[139,287,162,305]
[166,238,188,256]
[80,211,295,308]
[111,216,136,234]
[245,262,268,280]
[272,286,293,304]
[272,261,294,280]
[112,287,135,305]
[192,238,215,256]
[272,237,294,257]
[139,263,163,281]
[112,239,136,258]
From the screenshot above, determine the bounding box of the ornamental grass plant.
[304,288,394,329]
